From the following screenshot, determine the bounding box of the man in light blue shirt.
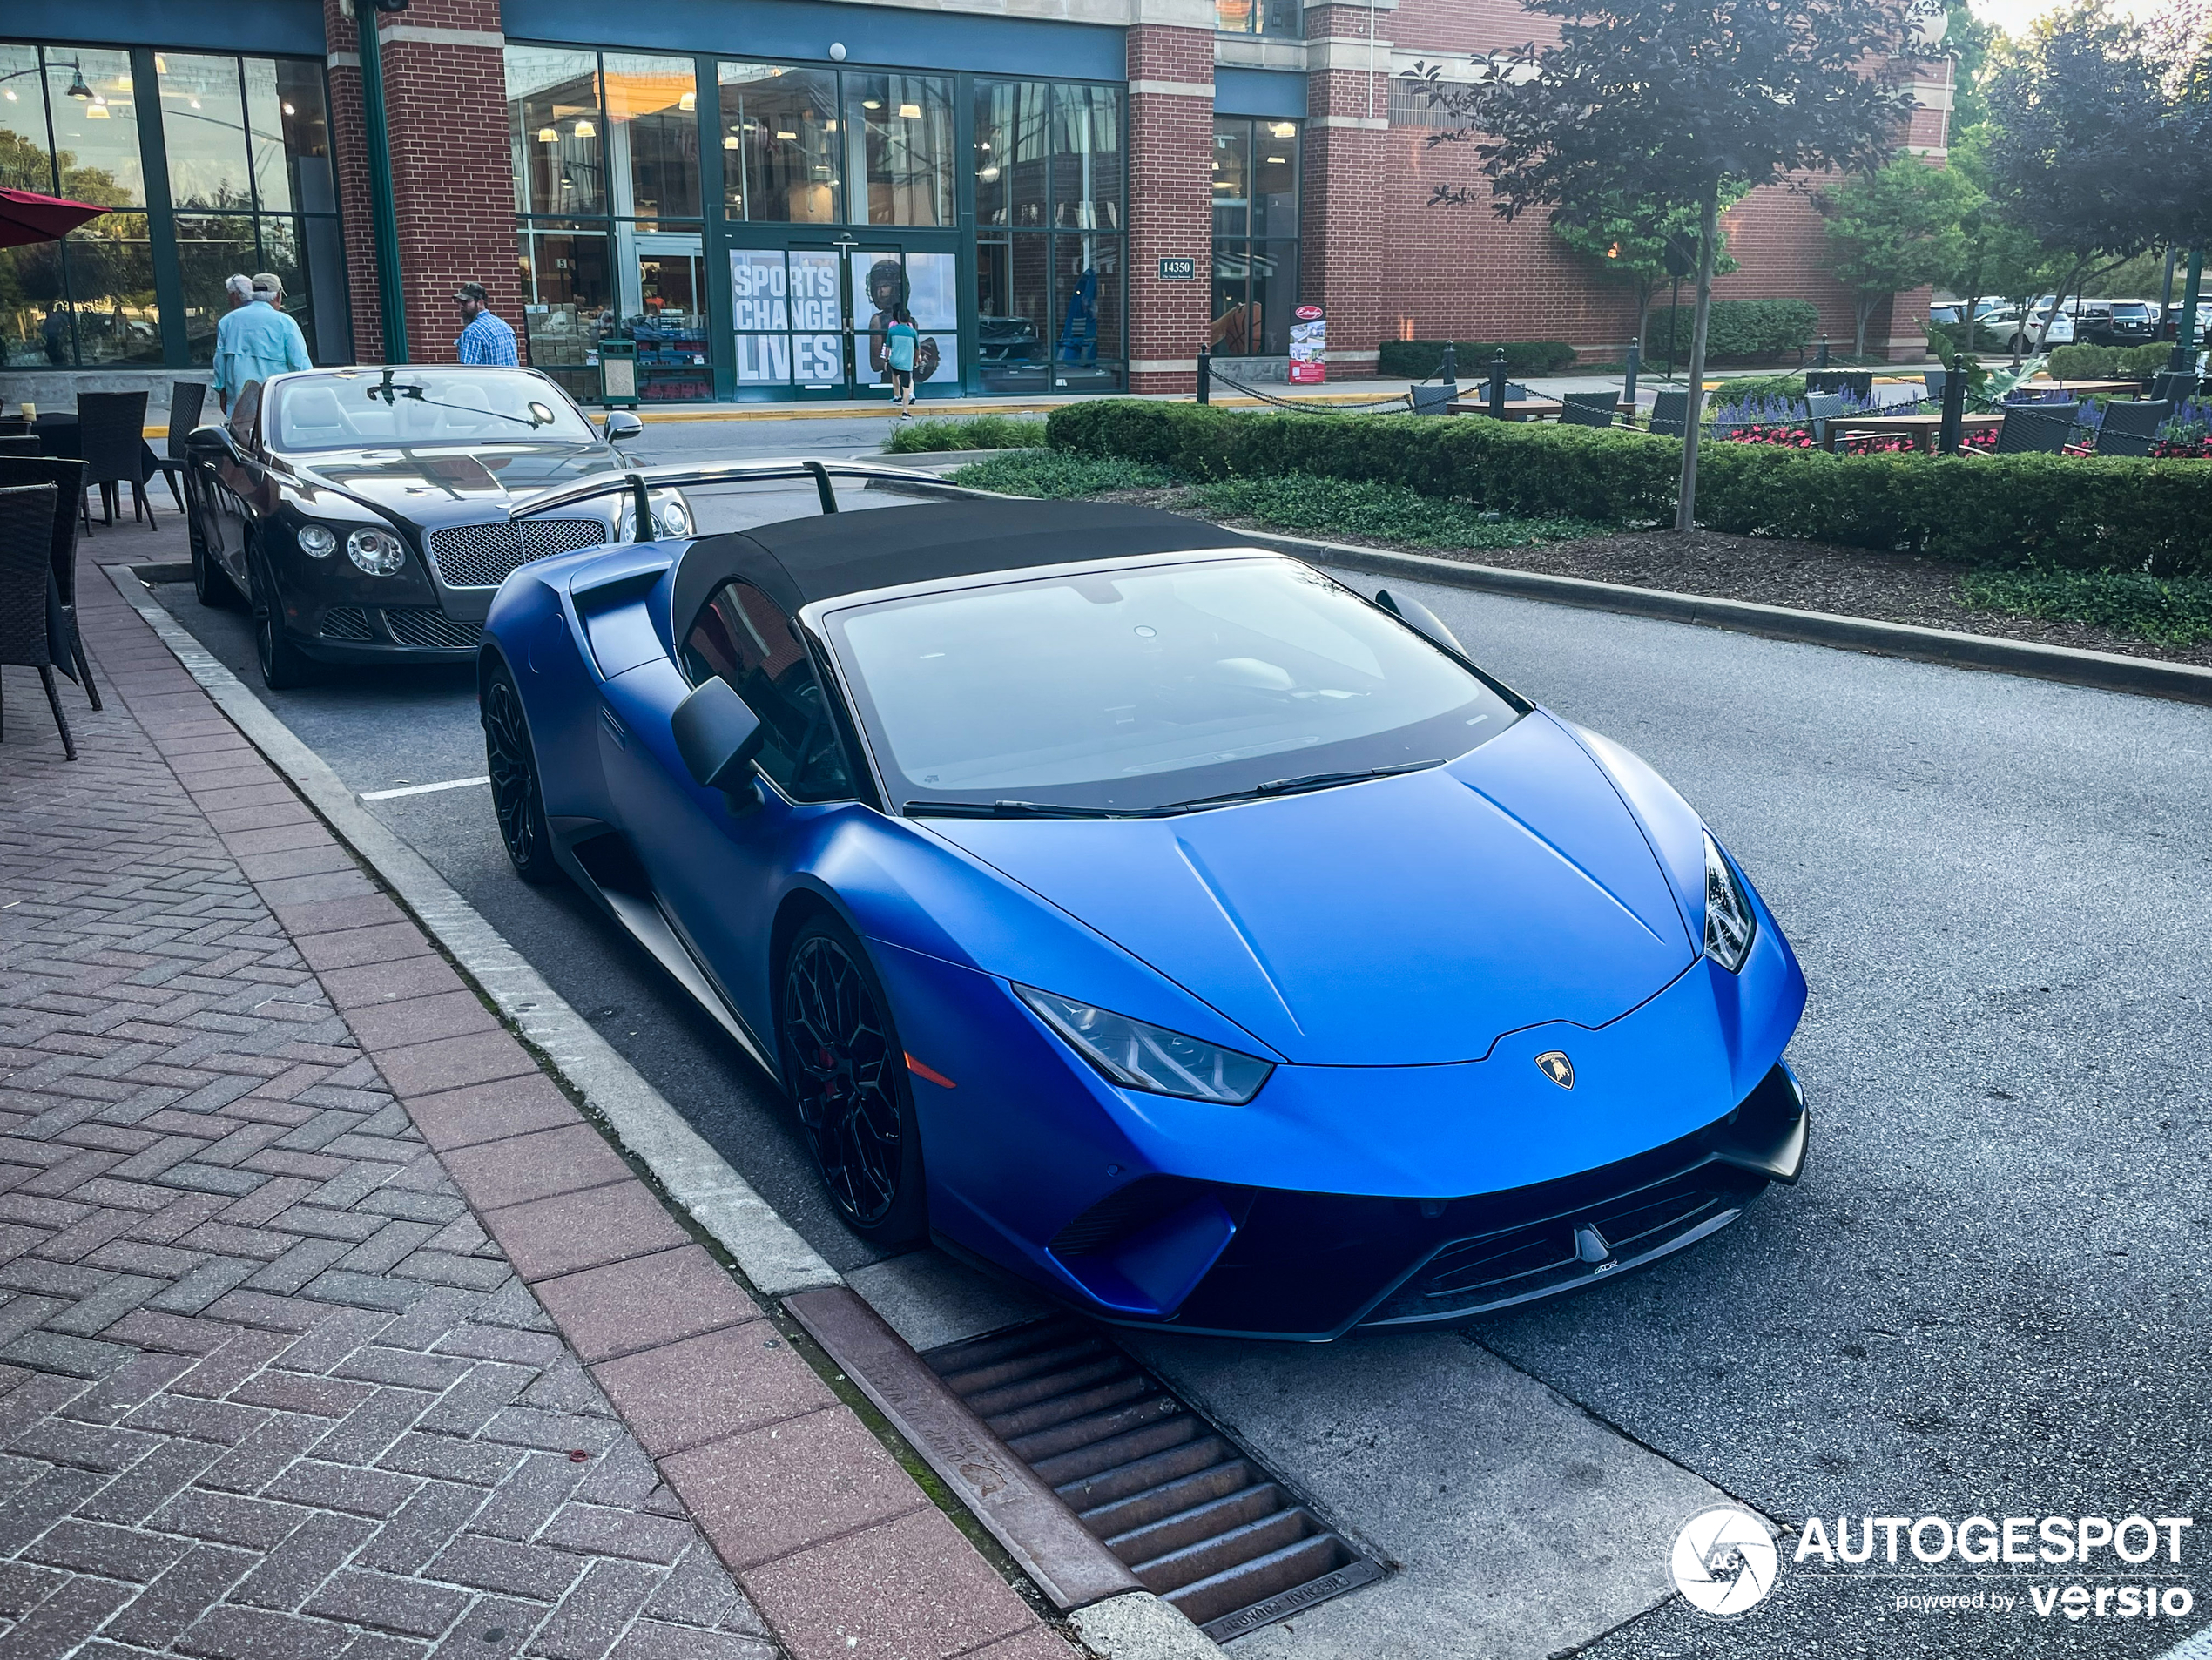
[213,275,312,411]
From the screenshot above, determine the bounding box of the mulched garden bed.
[1101,489,2212,669]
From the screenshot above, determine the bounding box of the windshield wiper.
[1150,759,1441,815]
[904,800,1128,820]
[366,369,550,428]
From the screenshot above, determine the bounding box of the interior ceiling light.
[155,55,168,72]
[189,97,202,110]
[1271,121,1296,137]
[115,73,132,91]
[86,102,109,118]
[979,165,1000,181]
[775,129,797,139]
[282,101,296,114]
[2,90,15,103]
[572,118,595,137]
[723,134,741,148]
[536,125,556,142]
[1264,153,1285,163]
[898,103,921,118]
[862,98,881,110]
[678,91,695,111]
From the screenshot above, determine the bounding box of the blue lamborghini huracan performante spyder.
[478,462,1809,1341]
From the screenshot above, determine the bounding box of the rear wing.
[507,457,1010,537]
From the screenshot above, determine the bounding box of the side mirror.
[185,425,243,464]
[1374,588,1467,658]
[672,678,766,801]
[603,410,644,442]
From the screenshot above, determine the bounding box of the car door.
[599,574,867,1036]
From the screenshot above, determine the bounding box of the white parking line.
[359,776,490,800]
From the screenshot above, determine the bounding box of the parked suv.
[2071,300,2156,348]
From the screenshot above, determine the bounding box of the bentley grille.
[428,516,612,589]
[384,607,483,651]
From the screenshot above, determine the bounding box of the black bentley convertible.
[185,366,691,687]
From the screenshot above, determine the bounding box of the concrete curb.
[1207,528,2212,708]
[1070,1593,1230,1660]
[101,562,840,1300]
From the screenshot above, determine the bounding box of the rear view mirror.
[672,678,766,799]
[1374,588,1467,658]
[603,410,644,442]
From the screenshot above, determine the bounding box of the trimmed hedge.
[1045,399,2212,575]
[1375,339,1580,379]
[1649,299,1820,361]
[2045,343,2172,381]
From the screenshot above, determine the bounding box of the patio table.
[2021,380,2141,399]
[1821,412,2008,454]
[1447,399,1565,421]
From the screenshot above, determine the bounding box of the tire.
[778,914,927,1245]
[248,543,314,690]
[480,659,562,886]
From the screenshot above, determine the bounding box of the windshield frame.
[266,367,604,454]
[810,550,1527,820]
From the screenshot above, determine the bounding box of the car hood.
[927,712,1696,1066]
[292,442,624,529]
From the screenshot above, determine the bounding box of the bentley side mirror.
[1375,588,1467,657]
[603,410,644,442]
[185,425,245,464]
[672,678,766,811]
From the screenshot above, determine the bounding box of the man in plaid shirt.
[453,282,519,366]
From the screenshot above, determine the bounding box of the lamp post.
[355,0,409,363]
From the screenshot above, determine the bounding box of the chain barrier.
[1206,367,1420,413]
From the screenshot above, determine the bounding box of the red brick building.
[3,0,1946,406]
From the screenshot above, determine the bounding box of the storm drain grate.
[926,1318,1382,1642]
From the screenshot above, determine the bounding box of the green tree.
[1408,0,1921,530]
[1818,159,1973,355]
[1552,190,1743,358]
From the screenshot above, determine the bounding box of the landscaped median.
[1038,399,2212,575]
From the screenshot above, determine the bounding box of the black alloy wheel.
[779,917,927,1244]
[482,662,560,885]
[248,543,314,689]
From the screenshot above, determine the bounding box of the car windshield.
[269,369,597,451]
[828,556,1521,815]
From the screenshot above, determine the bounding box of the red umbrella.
[0,187,108,250]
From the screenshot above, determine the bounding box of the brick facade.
[1299,6,1391,377]
[1124,26,1215,395]
[323,0,523,367]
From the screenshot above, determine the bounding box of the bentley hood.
[927,712,1698,1066]
[296,443,625,529]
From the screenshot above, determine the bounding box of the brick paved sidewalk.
[0,559,1073,1660]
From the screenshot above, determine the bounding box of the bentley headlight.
[1703,832,1756,973]
[618,494,692,540]
[296,523,337,558]
[346,527,407,577]
[1015,985,1273,1104]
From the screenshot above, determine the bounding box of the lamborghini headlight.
[1015,986,1273,1104]
[1703,832,1756,973]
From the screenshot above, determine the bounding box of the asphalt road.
[132,425,2212,1658]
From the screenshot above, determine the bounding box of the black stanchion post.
[1440,343,1458,386]
[1816,337,1831,370]
[1622,343,1640,421]
[1487,349,1508,418]
[1197,345,1211,406]
[1939,353,1967,455]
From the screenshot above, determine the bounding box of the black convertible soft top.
[670,497,1245,635]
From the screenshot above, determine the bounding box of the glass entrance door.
[727,240,960,400]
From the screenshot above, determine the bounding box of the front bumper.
[1045,1062,1808,1342]
[297,599,482,662]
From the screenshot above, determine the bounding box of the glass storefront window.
[1212,118,1298,357]
[64,216,159,365]
[2,44,57,194]
[507,46,604,218]
[975,236,1048,394]
[159,54,253,211]
[0,40,346,369]
[517,221,612,402]
[846,73,953,226]
[45,48,144,207]
[974,80,1049,231]
[1050,84,1123,231]
[625,226,712,401]
[1054,237,1121,385]
[1216,0,1299,36]
[719,63,840,224]
[604,54,698,219]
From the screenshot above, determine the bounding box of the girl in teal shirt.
[884,308,919,417]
